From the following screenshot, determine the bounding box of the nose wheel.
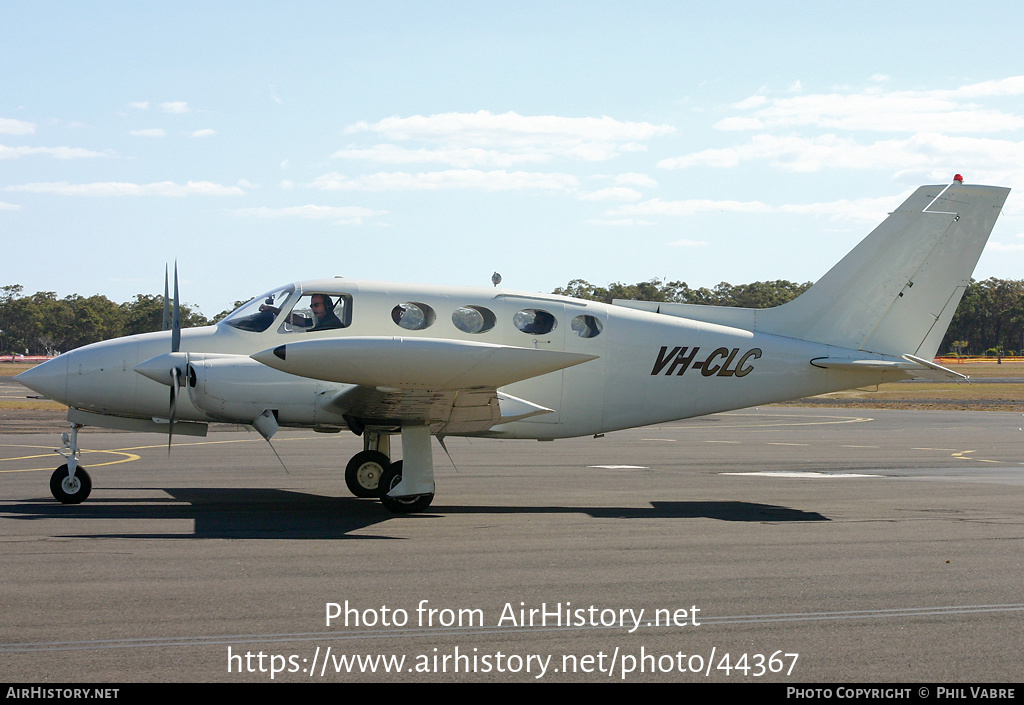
[50,464,92,504]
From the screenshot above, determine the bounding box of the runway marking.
[0,446,141,473]
[954,450,1003,463]
[2,603,1021,653]
[841,445,879,449]
[723,471,881,478]
[640,438,676,442]
[588,465,648,469]
[767,442,809,446]
[652,412,875,430]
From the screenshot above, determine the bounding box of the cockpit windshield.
[221,285,296,332]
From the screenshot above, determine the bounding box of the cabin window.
[281,293,352,333]
[452,305,496,334]
[571,314,603,338]
[513,308,557,335]
[392,302,435,330]
[222,285,296,332]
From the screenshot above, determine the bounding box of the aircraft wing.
[251,337,597,434]
[323,386,553,435]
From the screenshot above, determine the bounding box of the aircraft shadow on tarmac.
[3,488,829,539]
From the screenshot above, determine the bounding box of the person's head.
[310,294,333,319]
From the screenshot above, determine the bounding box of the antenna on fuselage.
[492,272,502,287]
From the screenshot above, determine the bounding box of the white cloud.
[0,118,35,135]
[987,241,1024,252]
[585,218,655,226]
[577,186,642,202]
[347,110,673,143]
[192,129,216,138]
[714,76,1024,134]
[610,198,773,217]
[0,145,109,160]
[128,101,150,110]
[660,133,1024,174]
[311,169,579,193]
[609,194,901,223]
[0,201,19,211]
[235,204,385,225]
[609,172,658,187]
[667,238,709,247]
[160,101,190,114]
[333,144,551,168]
[5,181,245,197]
[130,128,166,137]
[339,110,674,167]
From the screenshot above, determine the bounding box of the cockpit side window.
[222,285,295,333]
[281,293,353,333]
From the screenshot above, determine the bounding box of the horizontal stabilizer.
[810,354,968,381]
[252,336,597,390]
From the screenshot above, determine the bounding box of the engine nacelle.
[186,353,344,427]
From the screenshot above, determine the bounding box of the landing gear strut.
[50,423,92,504]
[342,426,435,513]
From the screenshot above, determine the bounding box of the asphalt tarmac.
[1,407,1022,683]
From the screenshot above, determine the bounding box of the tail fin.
[760,181,1009,357]
[615,181,1009,358]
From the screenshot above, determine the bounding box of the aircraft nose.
[14,355,69,403]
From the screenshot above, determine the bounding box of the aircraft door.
[502,299,567,424]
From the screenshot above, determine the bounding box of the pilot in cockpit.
[306,294,342,330]
[259,293,344,332]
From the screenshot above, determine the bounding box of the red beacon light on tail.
[954,174,964,183]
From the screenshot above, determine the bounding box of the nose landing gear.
[50,423,92,504]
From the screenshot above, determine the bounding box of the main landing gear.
[343,427,435,513]
[50,423,92,504]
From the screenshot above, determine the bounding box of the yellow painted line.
[0,433,324,474]
[0,449,140,473]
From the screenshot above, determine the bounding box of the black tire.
[378,460,434,514]
[50,464,92,504]
[345,450,389,498]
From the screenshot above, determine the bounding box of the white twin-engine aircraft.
[17,179,1010,513]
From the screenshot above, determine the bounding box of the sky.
[3,1,1024,318]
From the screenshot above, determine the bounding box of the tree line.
[1,278,1022,357]
[0,285,220,356]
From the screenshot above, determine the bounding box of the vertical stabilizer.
[757,181,1009,357]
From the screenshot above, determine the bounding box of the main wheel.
[345,450,389,498]
[378,460,434,514]
[50,464,92,504]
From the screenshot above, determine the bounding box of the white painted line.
[722,471,881,478]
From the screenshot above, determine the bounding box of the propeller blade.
[167,365,181,454]
[171,262,181,353]
[162,264,170,331]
